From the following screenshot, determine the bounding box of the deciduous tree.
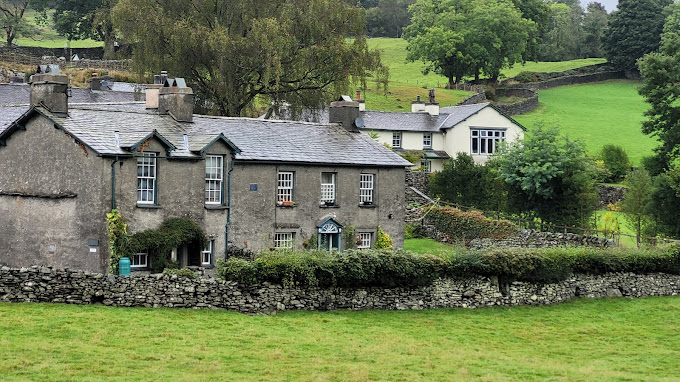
[112,0,387,117]
[620,168,653,247]
[0,0,33,47]
[582,2,608,58]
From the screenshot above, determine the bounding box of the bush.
[600,145,631,182]
[404,224,423,239]
[216,246,680,287]
[374,226,393,249]
[428,207,516,243]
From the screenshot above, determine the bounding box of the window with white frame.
[201,240,213,266]
[205,156,223,204]
[471,129,505,155]
[423,133,432,149]
[274,232,294,249]
[392,132,402,148]
[131,251,148,268]
[277,172,294,203]
[320,172,336,205]
[420,160,432,173]
[358,232,372,249]
[360,174,374,204]
[137,153,157,204]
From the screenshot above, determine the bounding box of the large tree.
[603,0,673,71]
[365,0,413,38]
[638,2,680,171]
[404,0,535,85]
[0,0,33,47]
[494,123,598,227]
[112,0,386,117]
[539,1,584,61]
[582,2,608,58]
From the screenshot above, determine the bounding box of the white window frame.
[137,153,157,204]
[320,172,336,205]
[131,251,148,269]
[423,133,432,149]
[392,132,402,148]
[420,160,432,173]
[471,128,506,155]
[358,232,372,249]
[274,232,294,249]
[201,240,213,266]
[205,156,223,205]
[277,172,294,203]
[360,174,374,204]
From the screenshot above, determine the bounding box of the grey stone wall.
[1,265,678,312]
[0,46,105,60]
[495,88,539,116]
[503,71,626,91]
[597,184,625,207]
[405,170,431,222]
[468,229,615,249]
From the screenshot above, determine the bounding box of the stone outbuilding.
[0,70,411,274]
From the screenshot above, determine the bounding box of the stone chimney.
[424,88,439,116]
[29,65,69,114]
[89,73,101,90]
[145,71,165,109]
[356,90,365,112]
[411,95,425,113]
[158,77,194,122]
[329,96,361,132]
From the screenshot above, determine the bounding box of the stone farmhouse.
[270,90,526,172]
[0,69,410,274]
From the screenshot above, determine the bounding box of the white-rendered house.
[358,96,526,172]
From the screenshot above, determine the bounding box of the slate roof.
[1,106,411,168]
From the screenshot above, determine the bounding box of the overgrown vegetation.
[217,246,680,287]
[427,207,516,244]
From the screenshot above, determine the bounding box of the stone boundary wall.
[495,88,539,116]
[405,171,431,222]
[1,266,678,312]
[503,71,626,91]
[457,91,487,106]
[468,229,614,249]
[597,184,625,207]
[0,46,105,60]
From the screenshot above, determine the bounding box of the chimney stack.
[145,71,164,109]
[424,88,439,116]
[356,90,365,112]
[158,77,194,122]
[411,95,425,113]
[329,96,361,132]
[89,73,101,90]
[29,65,69,114]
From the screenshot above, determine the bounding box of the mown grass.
[513,80,656,165]
[1,298,679,381]
[0,10,101,49]
[404,237,457,254]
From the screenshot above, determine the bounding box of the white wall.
[373,130,444,151]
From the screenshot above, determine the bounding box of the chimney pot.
[29,71,69,114]
[329,98,360,132]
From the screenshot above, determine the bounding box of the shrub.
[374,226,393,249]
[216,246,680,287]
[600,145,631,183]
[428,207,516,243]
[404,224,423,239]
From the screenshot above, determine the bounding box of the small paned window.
[423,133,432,149]
[360,174,374,204]
[420,160,432,173]
[392,132,402,148]
[205,156,223,204]
[471,129,505,155]
[137,153,157,204]
[274,232,294,249]
[358,233,372,249]
[320,172,336,205]
[201,240,213,266]
[131,252,148,268]
[277,172,294,203]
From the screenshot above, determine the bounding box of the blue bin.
[119,257,131,276]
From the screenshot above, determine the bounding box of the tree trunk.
[5,28,15,47]
[103,27,116,59]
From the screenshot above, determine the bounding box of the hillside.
[513,80,655,165]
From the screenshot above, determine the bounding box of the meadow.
[1,297,679,381]
[0,10,100,49]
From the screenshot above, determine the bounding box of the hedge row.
[216,247,680,288]
[427,207,516,243]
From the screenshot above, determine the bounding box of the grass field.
[0,10,101,48]
[1,298,679,381]
[513,80,656,165]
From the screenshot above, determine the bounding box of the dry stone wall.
[468,229,615,249]
[1,266,678,313]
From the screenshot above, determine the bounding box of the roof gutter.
[225,155,235,260]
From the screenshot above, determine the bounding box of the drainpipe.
[225,156,235,260]
[111,156,119,209]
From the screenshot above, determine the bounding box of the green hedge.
[428,207,516,243]
[216,247,680,288]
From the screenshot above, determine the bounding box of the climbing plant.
[107,209,129,274]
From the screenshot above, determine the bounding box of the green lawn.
[1,298,679,381]
[404,238,456,254]
[513,80,656,165]
[362,38,606,111]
